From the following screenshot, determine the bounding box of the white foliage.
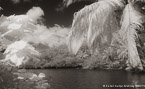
[24,25,69,47]
[4,40,40,66]
[69,0,125,54]
[0,6,70,68]
[120,3,145,70]
[0,14,36,43]
[7,15,33,23]
[67,0,145,70]
[7,23,22,30]
[26,7,44,22]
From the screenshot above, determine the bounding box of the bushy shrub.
[21,44,82,68]
[20,41,127,69]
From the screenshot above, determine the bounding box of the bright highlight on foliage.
[68,0,145,70]
[1,0,145,71]
[0,6,69,67]
[3,40,40,66]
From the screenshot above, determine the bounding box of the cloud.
[26,7,44,23]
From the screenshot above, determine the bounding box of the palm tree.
[63,0,145,70]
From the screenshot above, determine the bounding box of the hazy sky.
[0,0,92,27]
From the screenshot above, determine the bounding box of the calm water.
[30,69,145,89]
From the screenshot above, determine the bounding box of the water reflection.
[30,69,145,89]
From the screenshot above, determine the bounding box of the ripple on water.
[28,69,145,89]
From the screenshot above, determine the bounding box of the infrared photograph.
[1,0,145,89]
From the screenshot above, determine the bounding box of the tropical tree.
[63,0,145,70]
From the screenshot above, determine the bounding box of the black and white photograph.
[0,0,145,89]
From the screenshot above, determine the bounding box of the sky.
[0,0,92,27]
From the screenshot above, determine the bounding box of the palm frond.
[68,0,125,54]
[120,3,145,70]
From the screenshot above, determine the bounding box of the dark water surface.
[30,69,145,89]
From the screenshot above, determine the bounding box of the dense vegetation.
[0,6,126,70]
[0,0,145,71]
[1,0,145,88]
[64,0,145,71]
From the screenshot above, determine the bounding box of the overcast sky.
[0,0,92,27]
